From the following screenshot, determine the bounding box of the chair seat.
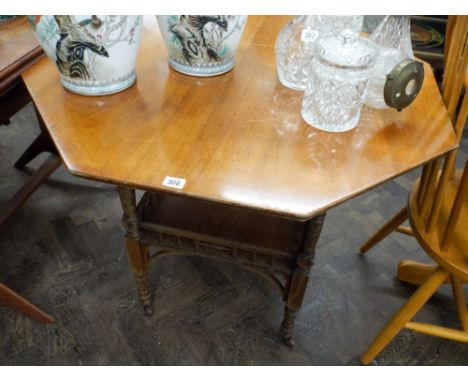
[409,169,468,282]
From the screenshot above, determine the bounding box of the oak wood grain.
[22,16,458,220]
[0,16,43,93]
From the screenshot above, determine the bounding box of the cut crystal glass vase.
[364,16,416,109]
[368,15,413,57]
[275,16,321,91]
[319,15,364,34]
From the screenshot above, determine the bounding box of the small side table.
[22,16,458,342]
[0,16,55,324]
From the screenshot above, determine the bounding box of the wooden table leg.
[15,105,58,169]
[0,153,62,228]
[0,100,62,228]
[0,80,31,126]
[280,213,325,347]
[118,186,153,315]
[0,282,54,324]
[14,131,57,169]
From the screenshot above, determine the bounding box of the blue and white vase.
[156,15,248,76]
[28,15,142,96]
[0,15,17,23]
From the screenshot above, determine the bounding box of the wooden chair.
[360,16,468,364]
[360,15,467,254]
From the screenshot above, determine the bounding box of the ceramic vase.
[156,15,248,76]
[28,15,143,96]
[0,16,17,23]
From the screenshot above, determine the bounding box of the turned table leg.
[280,213,325,347]
[118,186,153,315]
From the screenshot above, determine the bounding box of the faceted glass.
[319,15,364,35]
[364,16,414,108]
[301,30,378,132]
[365,48,407,109]
[275,16,321,91]
[302,59,369,132]
[368,15,413,58]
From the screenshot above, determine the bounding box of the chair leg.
[360,207,408,254]
[397,260,439,286]
[0,153,62,228]
[450,275,468,332]
[0,283,54,324]
[360,267,449,365]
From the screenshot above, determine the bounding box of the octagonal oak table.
[21,16,458,345]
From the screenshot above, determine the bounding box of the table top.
[22,16,458,220]
[0,16,43,91]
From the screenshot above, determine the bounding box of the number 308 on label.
[162,176,186,189]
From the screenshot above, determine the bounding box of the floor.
[0,102,467,366]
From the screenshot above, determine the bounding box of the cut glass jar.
[301,29,378,132]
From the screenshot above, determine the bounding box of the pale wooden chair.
[360,16,468,364]
[360,15,468,254]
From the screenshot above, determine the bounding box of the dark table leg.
[0,96,62,228]
[0,153,62,228]
[118,186,153,315]
[14,131,58,169]
[280,213,326,347]
[0,80,31,126]
[15,105,58,169]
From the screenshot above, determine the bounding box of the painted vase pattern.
[0,15,17,23]
[156,15,248,76]
[28,15,142,96]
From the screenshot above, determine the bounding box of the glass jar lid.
[315,29,379,70]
